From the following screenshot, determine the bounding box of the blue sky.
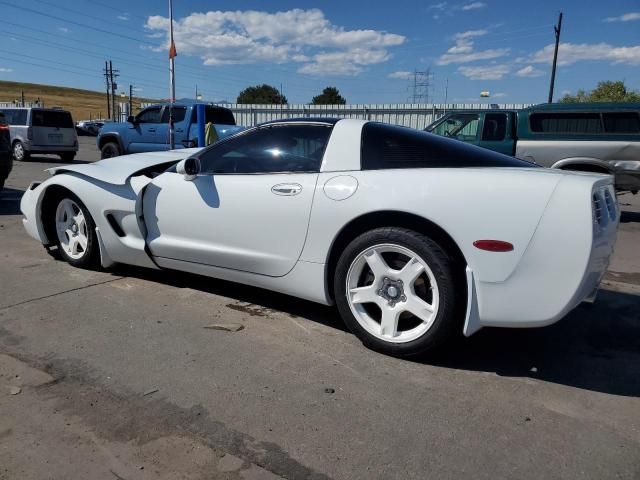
[1,0,639,104]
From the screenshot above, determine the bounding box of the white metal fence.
[216,103,533,129]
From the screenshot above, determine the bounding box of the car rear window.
[32,110,74,128]
[361,122,536,170]
[529,112,603,134]
[602,112,640,134]
[0,109,28,125]
[190,106,236,125]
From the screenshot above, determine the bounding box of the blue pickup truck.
[97,100,243,159]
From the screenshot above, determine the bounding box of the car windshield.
[429,114,480,140]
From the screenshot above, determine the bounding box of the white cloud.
[515,65,544,77]
[388,71,413,79]
[428,2,448,10]
[462,2,486,10]
[492,92,507,98]
[145,8,405,76]
[604,12,640,22]
[0,67,14,72]
[458,64,509,80]
[437,29,509,65]
[58,27,69,33]
[117,13,130,21]
[528,42,640,66]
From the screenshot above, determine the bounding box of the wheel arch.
[325,210,468,301]
[97,133,124,152]
[39,184,82,245]
[551,157,612,174]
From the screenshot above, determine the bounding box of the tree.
[560,81,640,103]
[237,84,287,104]
[311,87,346,105]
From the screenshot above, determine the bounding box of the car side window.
[136,107,162,124]
[161,106,187,124]
[603,112,640,134]
[482,113,507,141]
[431,114,480,141]
[198,125,332,174]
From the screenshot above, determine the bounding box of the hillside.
[0,80,158,121]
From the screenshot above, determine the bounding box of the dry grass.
[0,80,158,122]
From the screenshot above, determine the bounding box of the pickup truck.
[425,102,640,192]
[97,101,243,159]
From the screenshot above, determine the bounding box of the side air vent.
[603,188,617,221]
[592,192,604,226]
[106,213,125,237]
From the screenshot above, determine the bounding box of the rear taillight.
[0,124,9,131]
[27,127,33,140]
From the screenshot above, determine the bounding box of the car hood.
[47,148,203,185]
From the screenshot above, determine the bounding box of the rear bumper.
[28,145,78,153]
[474,179,618,329]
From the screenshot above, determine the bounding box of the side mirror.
[127,115,137,124]
[181,138,198,148]
[176,157,201,181]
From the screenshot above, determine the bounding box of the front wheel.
[100,142,120,159]
[334,227,461,357]
[49,194,100,268]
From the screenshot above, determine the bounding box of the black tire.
[60,152,76,162]
[12,141,29,161]
[100,142,120,159]
[46,192,100,269]
[334,227,462,357]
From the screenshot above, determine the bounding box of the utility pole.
[129,84,133,118]
[103,61,111,120]
[109,61,119,122]
[548,12,563,103]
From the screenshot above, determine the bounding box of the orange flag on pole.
[169,40,177,59]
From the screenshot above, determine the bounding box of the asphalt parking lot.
[1,137,639,480]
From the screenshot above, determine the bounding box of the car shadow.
[111,263,639,397]
[620,210,640,223]
[0,187,23,215]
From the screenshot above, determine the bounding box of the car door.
[143,123,332,277]
[155,106,188,149]
[478,112,515,155]
[127,106,163,153]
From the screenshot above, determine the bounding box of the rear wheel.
[334,227,461,357]
[100,142,120,159]
[60,152,76,162]
[49,194,99,268]
[13,141,29,161]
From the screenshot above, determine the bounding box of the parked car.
[0,107,78,162]
[21,119,618,357]
[76,120,104,137]
[425,103,640,192]
[97,101,243,159]
[0,112,12,190]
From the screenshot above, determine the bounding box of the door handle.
[176,128,184,133]
[148,128,156,132]
[271,183,302,196]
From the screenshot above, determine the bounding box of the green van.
[425,103,640,192]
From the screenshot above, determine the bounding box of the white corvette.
[21,119,619,356]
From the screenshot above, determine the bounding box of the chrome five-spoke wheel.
[347,244,439,343]
[335,227,460,356]
[55,198,89,260]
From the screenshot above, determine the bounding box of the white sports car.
[21,119,619,356]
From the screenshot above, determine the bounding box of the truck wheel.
[60,152,76,162]
[100,142,120,159]
[13,141,29,161]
